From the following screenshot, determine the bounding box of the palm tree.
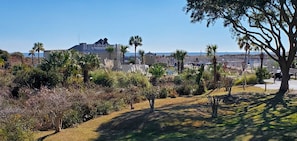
[237,36,252,70]
[180,50,187,73]
[129,36,143,64]
[77,53,100,83]
[138,49,145,64]
[206,44,218,83]
[105,46,114,59]
[29,49,35,66]
[33,42,45,64]
[173,50,187,73]
[120,45,129,64]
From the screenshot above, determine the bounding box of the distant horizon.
[22,51,264,58]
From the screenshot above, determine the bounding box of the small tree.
[28,49,35,66]
[120,45,129,64]
[138,49,145,64]
[143,87,159,113]
[129,36,143,65]
[208,96,220,118]
[33,42,44,64]
[26,87,71,133]
[149,64,165,86]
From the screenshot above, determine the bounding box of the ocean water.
[23,52,261,57]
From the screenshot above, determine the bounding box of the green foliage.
[91,70,115,87]
[129,73,151,88]
[234,74,258,85]
[14,68,61,89]
[0,115,34,141]
[62,110,82,129]
[256,67,271,84]
[173,75,183,85]
[176,85,192,96]
[149,64,165,78]
[159,88,168,98]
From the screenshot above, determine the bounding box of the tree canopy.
[185,0,297,93]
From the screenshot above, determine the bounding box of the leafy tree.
[77,53,100,83]
[26,87,71,133]
[185,0,297,94]
[120,45,129,64]
[33,42,44,64]
[28,49,35,66]
[105,46,114,59]
[0,49,10,69]
[129,36,143,64]
[206,44,218,83]
[40,50,81,86]
[142,87,159,113]
[138,49,145,64]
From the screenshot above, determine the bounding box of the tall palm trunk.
[38,51,40,64]
[177,61,180,73]
[134,46,137,64]
[31,55,34,66]
[213,56,217,82]
[122,54,125,64]
[83,69,89,83]
[181,59,184,73]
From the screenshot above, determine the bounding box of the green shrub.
[0,115,34,141]
[176,85,192,96]
[234,74,258,85]
[159,88,168,98]
[91,70,115,87]
[128,73,150,88]
[13,68,61,89]
[62,110,82,129]
[173,75,183,85]
[193,80,206,95]
[256,67,271,84]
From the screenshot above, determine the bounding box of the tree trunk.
[181,60,184,73]
[31,56,34,66]
[83,69,89,83]
[149,99,155,113]
[134,46,137,64]
[177,61,180,74]
[213,56,217,84]
[38,51,40,64]
[54,112,63,133]
[122,54,125,64]
[279,68,290,94]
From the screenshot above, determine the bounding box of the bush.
[256,67,271,84]
[128,73,150,88]
[176,85,192,96]
[0,115,34,141]
[193,80,206,95]
[173,75,183,85]
[159,88,168,98]
[62,110,82,129]
[234,74,258,85]
[91,70,115,87]
[13,68,61,89]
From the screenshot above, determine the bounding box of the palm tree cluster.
[29,42,44,65]
[129,35,143,64]
[173,50,187,74]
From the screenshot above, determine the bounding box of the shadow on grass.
[37,132,56,141]
[94,92,297,141]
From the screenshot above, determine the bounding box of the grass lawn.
[35,86,297,141]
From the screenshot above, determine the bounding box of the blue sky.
[0,0,242,53]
